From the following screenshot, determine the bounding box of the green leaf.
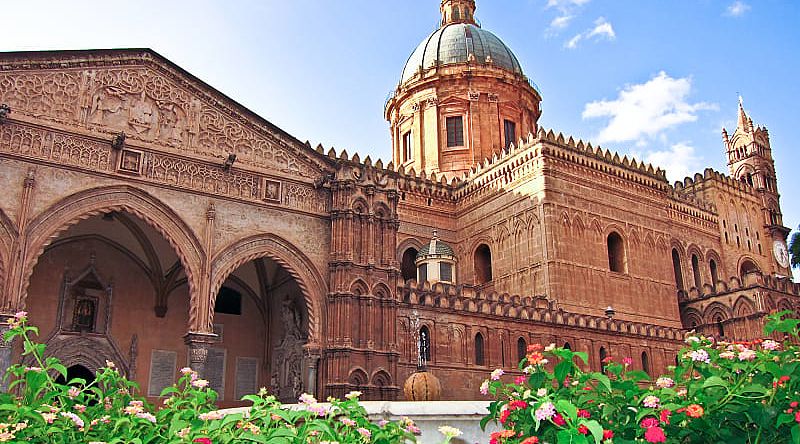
[556,429,573,444]
[50,363,67,379]
[592,373,611,393]
[557,399,578,423]
[702,376,727,390]
[584,419,604,444]
[555,360,572,385]
[792,424,800,444]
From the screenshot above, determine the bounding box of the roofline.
[0,48,334,167]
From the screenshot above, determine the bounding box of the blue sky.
[2,0,799,277]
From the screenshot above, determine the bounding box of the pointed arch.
[210,233,326,345]
[19,185,203,313]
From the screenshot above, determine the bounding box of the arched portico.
[15,185,204,311]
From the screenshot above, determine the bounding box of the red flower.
[603,430,614,440]
[520,437,539,444]
[499,409,511,424]
[659,409,671,425]
[601,356,614,363]
[194,439,212,444]
[509,400,528,411]
[552,413,566,426]
[514,375,526,384]
[644,426,667,443]
[527,351,545,365]
[577,425,589,435]
[640,417,659,428]
[577,409,591,418]
[791,401,799,408]
[795,411,800,424]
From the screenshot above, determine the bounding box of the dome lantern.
[415,230,457,284]
[441,0,476,26]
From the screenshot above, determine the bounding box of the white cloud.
[642,142,702,182]
[546,0,591,9]
[545,0,590,34]
[564,17,615,49]
[582,71,717,143]
[550,15,574,30]
[726,1,751,17]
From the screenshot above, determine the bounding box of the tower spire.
[441,0,476,26]
[737,95,749,131]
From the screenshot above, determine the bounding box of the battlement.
[399,280,684,341]
[673,168,760,197]
[681,271,800,303]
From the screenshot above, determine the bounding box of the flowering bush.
[0,311,419,443]
[481,311,800,444]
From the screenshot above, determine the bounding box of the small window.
[607,232,626,273]
[672,249,684,290]
[475,332,485,365]
[418,263,428,282]
[440,262,453,282]
[517,337,527,364]
[446,116,464,147]
[474,244,493,284]
[215,286,242,315]
[402,131,413,162]
[691,254,701,289]
[641,351,650,375]
[503,120,516,149]
[419,326,431,362]
[709,259,719,285]
[401,247,418,281]
[599,346,608,374]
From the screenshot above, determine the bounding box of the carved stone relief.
[1,64,324,178]
[271,298,306,403]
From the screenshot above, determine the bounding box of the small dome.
[400,23,523,85]
[416,236,455,259]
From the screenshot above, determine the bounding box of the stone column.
[0,314,15,391]
[304,345,321,398]
[184,332,217,377]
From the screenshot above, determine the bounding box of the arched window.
[607,232,626,273]
[709,259,719,285]
[564,342,572,351]
[714,315,725,338]
[400,247,418,281]
[453,6,461,20]
[672,249,684,290]
[641,351,650,376]
[474,244,493,284]
[599,346,608,374]
[691,254,702,289]
[740,259,759,279]
[517,337,527,364]
[475,332,485,366]
[419,326,431,363]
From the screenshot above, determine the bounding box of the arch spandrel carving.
[209,233,327,347]
[19,185,203,315]
[0,50,331,180]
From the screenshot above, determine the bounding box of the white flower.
[545,343,556,352]
[490,368,504,380]
[438,426,463,438]
[345,390,362,400]
[537,388,548,397]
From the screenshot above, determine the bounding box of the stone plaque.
[206,347,227,400]
[235,357,259,399]
[147,349,177,396]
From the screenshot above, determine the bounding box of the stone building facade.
[0,1,796,403]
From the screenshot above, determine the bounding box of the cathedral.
[0,0,796,403]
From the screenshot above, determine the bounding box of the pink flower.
[655,377,674,389]
[762,340,780,351]
[67,387,80,399]
[643,395,660,408]
[640,417,659,428]
[14,311,27,320]
[622,357,633,366]
[340,417,357,427]
[299,393,317,405]
[357,428,371,438]
[738,349,756,361]
[644,426,667,443]
[514,375,526,384]
[491,369,504,380]
[191,379,209,388]
[74,404,86,413]
[479,380,490,396]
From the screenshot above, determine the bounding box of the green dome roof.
[400,23,524,85]
[416,237,455,259]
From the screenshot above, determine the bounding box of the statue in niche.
[272,298,304,401]
[72,299,96,332]
[156,101,184,144]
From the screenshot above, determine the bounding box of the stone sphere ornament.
[403,370,442,401]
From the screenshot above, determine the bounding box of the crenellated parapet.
[680,270,800,304]
[399,280,684,341]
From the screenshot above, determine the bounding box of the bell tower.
[441,0,476,26]
[722,97,790,273]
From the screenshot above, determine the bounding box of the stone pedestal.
[184,331,218,378]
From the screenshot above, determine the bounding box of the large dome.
[400,23,524,85]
